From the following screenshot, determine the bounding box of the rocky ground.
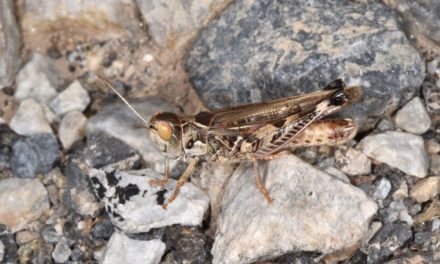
[1,0,440,263]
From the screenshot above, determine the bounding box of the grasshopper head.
[148,112,182,159]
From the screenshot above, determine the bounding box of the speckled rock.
[0,178,49,232]
[10,134,60,178]
[395,97,431,134]
[137,0,231,48]
[187,0,424,131]
[102,231,165,264]
[52,237,71,263]
[359,131,429,178]
[89,167,210,233]
[410,176,440,203]
[9,99,52,136]
[0,0,21,89]
[0,225,18,264]
[50,80,91,117]
[212,155,377,264]
[86,98,176,168]
[14,53,58,105]
[58,111,87,150]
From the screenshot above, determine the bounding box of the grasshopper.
[98,76,362,208]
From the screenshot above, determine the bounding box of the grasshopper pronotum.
[98,76,362,208]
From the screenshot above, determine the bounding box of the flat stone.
[0,178,49,232]
[187,0,425,131]
[14,53,58,105]
[10,134,60,178]
[137,0,231,48]
[9,99,52,136]
[395,97,431,134]
[86,98,176,166]
[50,80,90,117]
[0,0,21,89]
[52,237,71,263]
[102,231,165,264]
[410,177,440,203]
[335,147,371,176]
[58,111,87,150]
[88,167,210,233]
[212,155,377,264]
[359,131,429,178]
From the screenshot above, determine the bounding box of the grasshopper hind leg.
[252,158,273,204]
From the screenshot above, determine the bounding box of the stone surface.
[102,231,165,264]
[86,98,176,166]
[0,0,21,89]
[52,237,71,263]
[422,81,440,113]
[335,147,371,176]
[50,80,91,117]
[10,134,60,178]
[89,167,210,233]
[9,99,52,136]
[394,97,431,134]
[212,155,377,264]
[372,178,392,200]
[359,131,429,178]
[0,240,4,262]
[187,0,425,131]
[137,0,231,48]
[0,178,49,232]
[58,111,87,150]
[410,177,440,203]
[14,53,58,105]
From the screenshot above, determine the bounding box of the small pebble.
[335,147,371,176]
[409,176,440,203]
[50,80,91,117]
[52,237,72,263]
[42,226,62,243]
[395,97,431,135]
[430,154,440,174]
[373,178,392,200]
[9,99,52,136]
[426,139,440,154]
[432,219,440,231]
[58,111,87,150]
[422,81,440,113]
[15,230,39,245]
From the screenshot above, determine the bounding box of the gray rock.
[86,98,176,168]
[0,240,4,262]
[0,225,18,264]
[10,134,60,178]
[384,200,413,225]
[423,81,440,113]
[212,155,377,264]
[359,131,429,178]
[430,154,440,175]
[91,218,114,240]
[136,0,231,48]
[88,167,210,233]
[409,176,440,203]
[9,99,52,136]
[50,80,91,117]
[42,226,62,243]
[58,111,87,150]
[0,178,49,232]
[187,0,424,131]
[335,147,371,176]
[14,53,58,105]
[102,231,165,264]
[394,97,431,134]
[373,178,391,200]
[52,237,71,263]
[0,0,21,89]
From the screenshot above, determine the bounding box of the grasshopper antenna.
[95,74,149,125]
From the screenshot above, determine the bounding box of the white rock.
[0,178,49,232]
[359,131,429,178]
[88,167,209,233]
[212,155,377,264]
[58,111,87,150]
[335,147,371,176]
[9,98,52,136]
[52,237,72,263]
[432,219,440,231]
[102,231,165,264]
[409,176,440,203]
[15,53,58,104]
[86,98,175,166]
[395,97,431,134]
[372,178,391,200]
[50,80,90,116]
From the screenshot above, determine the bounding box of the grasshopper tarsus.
[253,158,274,204]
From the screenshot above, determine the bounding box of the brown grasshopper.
[98,76,362,208]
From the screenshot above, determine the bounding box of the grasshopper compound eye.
[330,91,348,106]
[157,121,173,141]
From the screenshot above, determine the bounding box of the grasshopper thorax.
[148,112,182,159]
